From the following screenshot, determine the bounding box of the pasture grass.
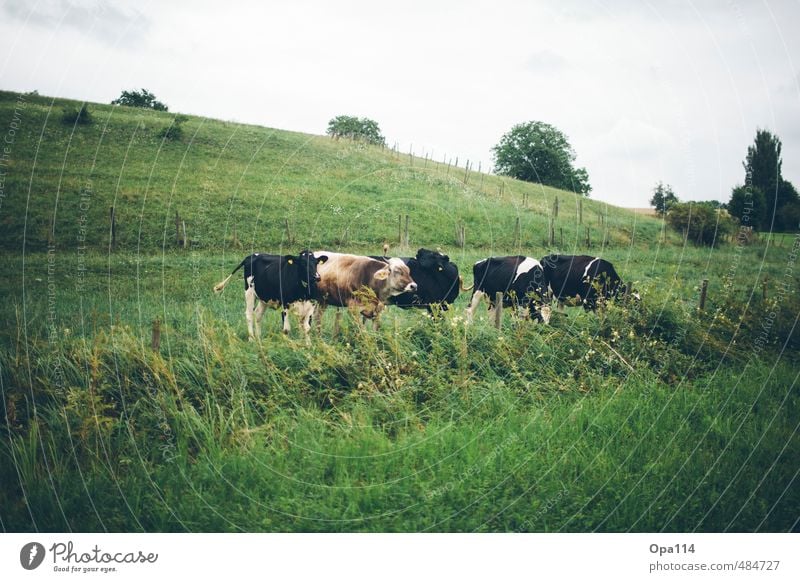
[1,243,798,532]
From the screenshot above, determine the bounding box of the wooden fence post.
[404,214,410,247]
[182,220,188,249]
[578,198,583,225]
[553,197,559,219]
[151,318,161,352]
[232,223,239,247]
[585,227,591,248]
[109,206,116,251]
[332,310,342,338]
[514,217,520,247]
[175,210,181,247]
[494,292,503,329]
[560,227,563,248]
[284,218,293,245]
[398,215,402,245]
[699,279,709,310]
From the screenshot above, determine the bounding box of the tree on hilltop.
[327,115,386,146]
[112,88,168,111]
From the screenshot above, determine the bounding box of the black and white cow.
[371,248,462,312]
[213,250,327,338]
[540,254,634,310]
[464,256,551,323]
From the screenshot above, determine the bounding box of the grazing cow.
[312,251,417,324]
[540,254,634,310]
[464,256,551,323]
[371,248,462,312]
[213,250,327,338]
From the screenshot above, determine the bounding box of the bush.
[667,202,734,246]
[158,115,188,141]
[111,88,168,111]
[61,103,92,125]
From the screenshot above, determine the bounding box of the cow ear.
[287,258,294,265]
[317,255,328,264]
[373,268,389,281]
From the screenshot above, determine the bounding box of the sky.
[1,0,798,207]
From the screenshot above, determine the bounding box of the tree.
[727,185,766,229]
[492,121,591,195]
[667,201,734,247]
[742,129,797,229]
[326,115,385,146]
[111,88,168,111]
[650,182,677,216]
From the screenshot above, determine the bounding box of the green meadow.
[0,91,798,532]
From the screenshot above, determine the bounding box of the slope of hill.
[0,90,669,252]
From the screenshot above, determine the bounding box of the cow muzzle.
[406,282,418,292]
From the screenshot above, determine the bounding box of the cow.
[540,254,636,311]
[464,256,551,323]
[212,250,327,338]
[370,248,463,312]
[311,251,417,327]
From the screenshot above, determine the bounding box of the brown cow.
[310,251,417,328]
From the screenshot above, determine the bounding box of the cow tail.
[459,275,474,292]
[213,259,246,294]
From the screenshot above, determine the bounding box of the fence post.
[585,227,591,248]
[398,215,402,245]
[553,197,559,218]
[151,318,161,352]
[284,218,293,245]
[110,206,116,251]
[182,220,188,249]
[175,210,181,247]
[332,310,342,338]
[494,292,503,329]
[560,227,563,248]
[404,214,410,248]
[762,278,768,301]
[578,198,583,225]
[514,217,520,247]
[699,279,709,310]
[548,218,555,246]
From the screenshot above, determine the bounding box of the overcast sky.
[1,0,798,207]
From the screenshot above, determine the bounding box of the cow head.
[294,250,327,298]
[374,257,417,296]
[414,248,456,277]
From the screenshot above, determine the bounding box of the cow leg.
[465,290,485,323]
[254,300,267,338]
[372,302,385,331]
[294,301,315,335]
[280,307,290,335]
[245,278,257,340]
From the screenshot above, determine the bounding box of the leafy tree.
[326,115,386,146]
[727,185,766,229]
[667,201,734,247]
[111,88,168,111]
[492,121,591,195]
[742,129,800,229]
[649,182,677,216]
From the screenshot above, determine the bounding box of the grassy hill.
[1,90,798,533]
[0,90,668,253]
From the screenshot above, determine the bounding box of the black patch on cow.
[540,254,625,310]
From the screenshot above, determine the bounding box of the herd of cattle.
[213,248,637,338]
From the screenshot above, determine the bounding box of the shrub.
[61,103,92,125]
